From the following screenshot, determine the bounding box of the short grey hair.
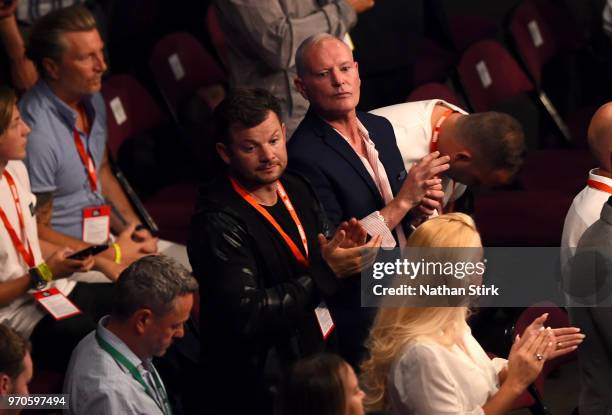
[295,33,347,77]
[112,255,198,320]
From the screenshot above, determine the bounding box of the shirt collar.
[334,118,374,147]
[588,168,612,189]
[37,80,95,130]
[96,315,154,372]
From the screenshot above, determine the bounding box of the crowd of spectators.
[0,0,610,414]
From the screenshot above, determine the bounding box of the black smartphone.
[67,244,109,260]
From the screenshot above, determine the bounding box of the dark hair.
[0,86,17,136]
[456,111,526,176]
[27,5,97,77]
[213,87,282,146]
[112,255,198,320]
[282,353,349,415]
[0,324,31,380]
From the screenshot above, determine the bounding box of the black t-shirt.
[263,198,307,258]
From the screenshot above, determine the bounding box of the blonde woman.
[361,213,584,415]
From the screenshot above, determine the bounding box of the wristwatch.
[29,263,53,290]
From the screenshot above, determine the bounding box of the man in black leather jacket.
[188,88,380,414]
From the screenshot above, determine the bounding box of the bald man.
[561,102,612,265]
[563,102,612,415]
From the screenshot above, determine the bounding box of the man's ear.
[42,57,60,81]
[453,150,473,163]
[133,309,153,336]
[0,373,11,395]
[281,123,287,142]
[294,77,308,100]
[216,142,231,165]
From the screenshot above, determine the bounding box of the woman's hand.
[520,313,584,360]
[505,328,554,391]
[548,327,584,359]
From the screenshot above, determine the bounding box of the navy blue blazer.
[288,109,410,239]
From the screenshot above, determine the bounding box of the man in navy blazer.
[288,33,449,367]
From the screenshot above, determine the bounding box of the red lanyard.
[73,129,98,192]
[430,108,456,153]
[0,171,35,267]
[229,176,310,268]
[587,179,612,194]
[429,108,457,213]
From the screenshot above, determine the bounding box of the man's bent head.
[112,256,198,358]
[448,111,525,187]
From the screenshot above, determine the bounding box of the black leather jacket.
[188,172,337,379]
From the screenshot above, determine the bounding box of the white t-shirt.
[388,326,507,415]
[561,169,611,270]
[0,160,76,338]
[370,99,468,209]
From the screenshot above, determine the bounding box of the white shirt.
[334,120,405,248]
[64,316,170,415]
[0,161,75,337]
[388,326,507,415]
[370,100,468,209]
[561,169,612,270]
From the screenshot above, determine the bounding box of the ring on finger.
[535,353,544,361]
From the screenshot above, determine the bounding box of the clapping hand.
[319,218,382,278]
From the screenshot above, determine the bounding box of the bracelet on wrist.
[112,243,122,264]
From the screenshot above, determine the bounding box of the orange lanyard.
[229,176,310,268]
[0,171,35,267]
[587,179,612,194]
[73,128,98,192]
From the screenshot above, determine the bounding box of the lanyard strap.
[0,171,35,267]
[96,332,171,415]
[429,108,457,214]
[430,108,456,153]
[587,178,612,194]
[73,128,98,192]
[229,176,310,268]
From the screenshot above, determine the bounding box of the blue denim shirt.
[20,80,107,239]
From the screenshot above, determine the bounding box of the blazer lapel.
[307,111,383,204]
